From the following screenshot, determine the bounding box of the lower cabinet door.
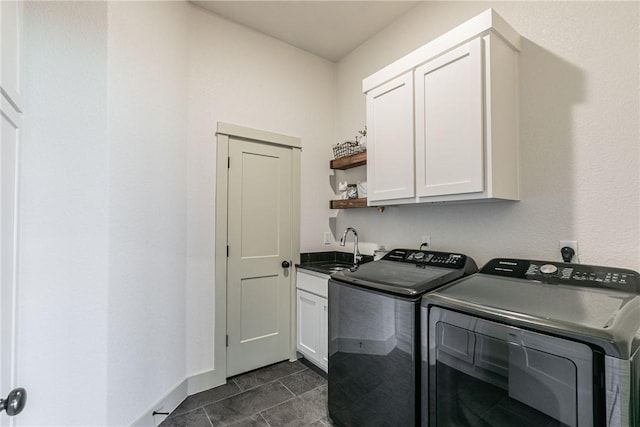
[296,289,328,372]
[319,300,328,371]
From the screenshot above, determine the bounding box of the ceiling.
[191,1,420,62]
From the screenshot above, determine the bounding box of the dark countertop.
[296,251,374,276]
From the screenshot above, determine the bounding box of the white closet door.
[226,139,293,377]
[1,97,21,426]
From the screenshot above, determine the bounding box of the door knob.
[1,388,26,416]
[281,260,291,269]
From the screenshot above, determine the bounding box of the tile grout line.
[202,407,215,427]
[231,377,241,391]
[256,381,298,413]
[230,365,309,393]
[164,362,317,424]
[258,412,272,427]
[257,381,329,425]
[170,386,246,419]
[204,379,299,426]
[279,381,296,396]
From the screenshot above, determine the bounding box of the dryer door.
[424,307,596,427]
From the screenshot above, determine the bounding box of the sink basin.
[317,262,353,269]
[316,262,357,274]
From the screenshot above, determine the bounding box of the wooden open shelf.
[330,198,368,209]
[330,151,366,170]
[329,151,376,210]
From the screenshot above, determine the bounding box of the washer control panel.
[382,248,469,269]
[481,258,640,292]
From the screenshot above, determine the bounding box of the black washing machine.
[328,248,477,426]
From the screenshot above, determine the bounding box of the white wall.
[185,4,336,376]
[21,1,190,426]
[21,1,337,425]
[20,2,109,425]
[335,1,640,270]
[106,2,188,426]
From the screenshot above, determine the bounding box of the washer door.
[424,307,595,427]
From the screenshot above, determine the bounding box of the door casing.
[214,122,301,380]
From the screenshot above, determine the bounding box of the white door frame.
[214,122,301,380]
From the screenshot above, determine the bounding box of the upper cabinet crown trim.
[362,9,520,93]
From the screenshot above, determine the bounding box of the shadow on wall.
[332,38,586,263]
[518,37,585,236]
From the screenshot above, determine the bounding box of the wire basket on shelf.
[332,141,365,159]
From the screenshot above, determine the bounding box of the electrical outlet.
[559,240,579,263]
[421,235,431,249]
[323,231,332,245]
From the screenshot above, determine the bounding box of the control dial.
[539,264,558,275]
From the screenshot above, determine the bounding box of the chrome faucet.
[340,227,362,265]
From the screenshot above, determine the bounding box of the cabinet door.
[415,38,484,198]
[297,290,321,364]
[1,0,23,111]
[366,71,415,203]
[319,299,328,371]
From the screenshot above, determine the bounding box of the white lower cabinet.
[296,270,328,372]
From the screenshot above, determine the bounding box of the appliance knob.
[540,264,558,275]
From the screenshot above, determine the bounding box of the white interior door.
[1,2,26,422]
[0,99,22,425]
[226,138,293,377]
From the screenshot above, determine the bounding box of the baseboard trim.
[129,378,187,427]
[187,367,226,395]
[129,368,226,427]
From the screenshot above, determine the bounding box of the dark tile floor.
[160,359,332,427]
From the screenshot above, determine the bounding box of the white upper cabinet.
[366,71,415,203]
[1,0,23,112]
[363,9,520,206]
[415,39,484,198]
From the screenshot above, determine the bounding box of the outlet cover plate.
[559,240,579,262]
[323,232,332,245]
